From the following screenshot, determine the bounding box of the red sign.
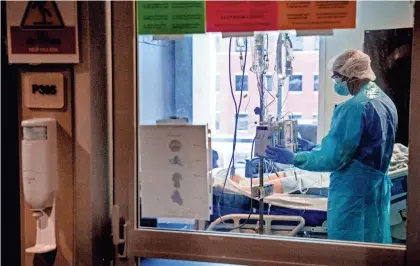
[206,1,279,32]
[10,26,76,54]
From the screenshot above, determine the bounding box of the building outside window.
[237,113,249,130]
[288,114,302,120]
[215,112,221,130]
[266,74,273,91]
[289,74,303,92]
[235,74,248,92]
[216,74,220,92]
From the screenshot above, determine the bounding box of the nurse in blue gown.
[266,50,398,243]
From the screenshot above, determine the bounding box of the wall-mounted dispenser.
[21,118,57,253]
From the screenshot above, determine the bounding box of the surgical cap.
[332,50,376,81]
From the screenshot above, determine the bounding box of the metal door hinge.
[112,205,128,259]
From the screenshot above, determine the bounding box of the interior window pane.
[136,0,413,247]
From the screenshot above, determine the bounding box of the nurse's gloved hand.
[297,137,316,152]
[265,145,294,164]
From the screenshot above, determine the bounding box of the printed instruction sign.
[206,1,279,32]
[277,1,357,30]
[137,1,205,35]
[139,125,211,220]
[6,1,79,64]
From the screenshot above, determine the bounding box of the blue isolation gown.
[293,82,398,243]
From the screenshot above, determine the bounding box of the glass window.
[237,113,248,131]
[266,74,273,91]
[289,75,303,91]
[215,112,220,130]
[235,74,248,91]
[288,114,302,120]
[136,0,413,248]
[216,74,220,92]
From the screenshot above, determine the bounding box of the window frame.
[112,2,420,265]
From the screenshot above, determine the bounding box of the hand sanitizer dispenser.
[21,118,57,253]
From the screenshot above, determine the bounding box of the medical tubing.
[215,38,252,230]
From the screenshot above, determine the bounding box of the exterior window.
[215,112,220,130]
[266,74,273,91]
[216,74,220,92]
[314,74,319,91]
[216,36,220,53]
[237,114,248,130]
[235,75,248,92]
[288,114,302,120]
[289,75,303,92]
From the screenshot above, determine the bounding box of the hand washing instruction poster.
[139,125,211,219]
[206,1,279,32]
[137,1,205,35]
[277,1,357,30]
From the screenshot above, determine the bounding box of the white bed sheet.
[212,168,328,212]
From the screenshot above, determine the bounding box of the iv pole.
[255,32,293,234]
[253,33,266,234]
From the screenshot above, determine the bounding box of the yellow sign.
[278,1,357,30]
[21,1,64,29]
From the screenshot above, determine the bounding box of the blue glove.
[265,145,295,164]
[297,137,316,152]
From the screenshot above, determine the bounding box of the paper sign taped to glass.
[139,125,211,220]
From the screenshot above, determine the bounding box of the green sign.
[137,1,205,35]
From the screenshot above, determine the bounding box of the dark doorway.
[1,1,22,265]
[364,27,413,146]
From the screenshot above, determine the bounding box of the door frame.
[111,1,420,265]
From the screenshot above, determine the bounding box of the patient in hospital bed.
[230,172,286,193]
[211,160,330,196]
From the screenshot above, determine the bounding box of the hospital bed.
[207,144,408,242]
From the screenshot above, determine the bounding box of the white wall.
[317,1,414,142]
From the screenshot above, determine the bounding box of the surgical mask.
[333,79,350,96]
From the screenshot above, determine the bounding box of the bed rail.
[206,214,305,236]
